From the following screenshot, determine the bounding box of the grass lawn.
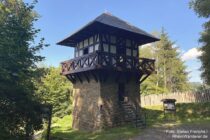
[144,102,210,126]
[47,115,140,140]
[41,102,210,140]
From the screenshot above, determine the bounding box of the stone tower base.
[72,73,140,131]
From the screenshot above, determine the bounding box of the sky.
[24,0,206,83]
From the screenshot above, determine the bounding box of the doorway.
[118,83,125,102]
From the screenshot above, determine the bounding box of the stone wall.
[100,77,120,127]
[72,77,101,131]
[72,73,141,131]
[141,90,210,106]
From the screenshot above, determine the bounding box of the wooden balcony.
[61,52,155,76]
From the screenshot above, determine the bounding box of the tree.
[0,0,47,139]
[139,44,166,94]
[139,30,189,94]
[35,67,73,117]
[190,0,210,85]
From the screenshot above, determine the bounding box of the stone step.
[119,102,146,128]
[121,104,132,106]
[123,110,134,113]
[124,112,135,115]
[135,121,146,125]
[135,124,146,128]
[133,118,146,128]
[122,107,134,110]
[124,109,132,112]
[122,106,132,108]
[123,107,134,111]
[125,115,135,118]
[125,116,135,118]
[121,103,132,106]
[121,105,135,110]
[122,107,133,110]
[125,113,135,116]
[133,120,144,123]
[125,116,134,118]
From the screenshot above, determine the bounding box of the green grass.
[43,102,210,140]
[143,102,210,125]
[49,116,140,140]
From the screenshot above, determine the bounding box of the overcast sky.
[24,0,205,83]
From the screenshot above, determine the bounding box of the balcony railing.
[61,52,155,75]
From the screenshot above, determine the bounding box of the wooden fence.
[141,90,210,106]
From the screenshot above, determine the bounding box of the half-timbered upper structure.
[58,13,159,131]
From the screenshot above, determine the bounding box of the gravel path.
[131,123,210,140]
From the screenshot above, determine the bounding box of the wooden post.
[46,105,52,140]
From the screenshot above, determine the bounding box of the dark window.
[83,48,88,55]
[117,46,126,56]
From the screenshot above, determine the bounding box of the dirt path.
[131,123,210,140]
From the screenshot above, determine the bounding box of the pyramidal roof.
[94,13,157,39]
[57,13,159,47]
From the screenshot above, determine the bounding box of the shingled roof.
[57,13,159,47]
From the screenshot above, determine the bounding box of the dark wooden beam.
[76,73,83,83]
[140,74,150,84]
[91,71,98,82]
[66,75,72,82]
[134,73,141,84]
[83,72,90,83]
[70,74,77,84]
[66,75,76,84]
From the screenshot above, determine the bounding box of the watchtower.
[58,13,159,131]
